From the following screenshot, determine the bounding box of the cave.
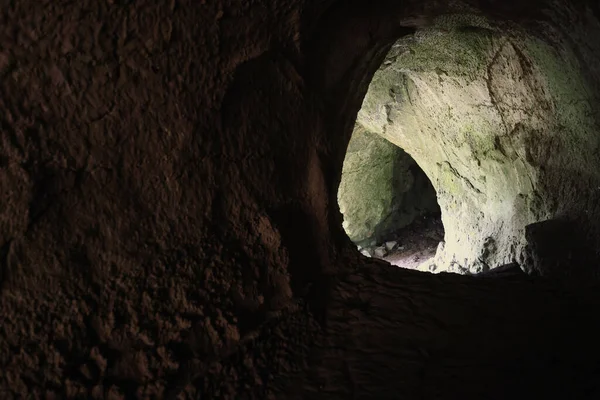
[338,124,443,271]
[3,1,600,399]
[338,16,600,276]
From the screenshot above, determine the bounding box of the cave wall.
[337,125,438,246]
[1,0,600,398]
[0,1,322,396]
[357,13,600,274]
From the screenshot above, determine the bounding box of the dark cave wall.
[1,0,600,398]
[0,1,340,396]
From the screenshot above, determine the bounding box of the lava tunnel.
[4,0,600,399]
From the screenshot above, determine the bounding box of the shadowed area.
[2,0,600,398]
[349,15,600,274]
[337,125,443,270]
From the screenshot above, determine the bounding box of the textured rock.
[525,219,600,280]
[1,0,600,398]
[338,126,438,244]
[385,241,397,251]
[373,246,387,258]
[357,15,600,273]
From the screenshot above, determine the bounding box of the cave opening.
[5,1,600,398]
[338,125,444,271]
[337,12,600,275]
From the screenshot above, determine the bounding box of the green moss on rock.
[352,15,600,274]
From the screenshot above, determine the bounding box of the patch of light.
[384,252,436,272]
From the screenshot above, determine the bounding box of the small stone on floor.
[374,247,386,258]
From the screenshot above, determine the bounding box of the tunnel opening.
[338,125,444,271]
[336,12,600,276]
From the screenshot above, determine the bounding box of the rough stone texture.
[357,13,600,273]
[288,259,600,400]
[525,219,600,280]
[1,0,600,398]
[337,126,438,245]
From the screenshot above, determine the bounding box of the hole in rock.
[338,126,444,272]
[338,15,597,275]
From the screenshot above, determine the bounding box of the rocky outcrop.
[525,218,600,281]
[338,126,438,246]
[357,15,600,273]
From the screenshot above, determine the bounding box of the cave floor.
[381,213,444,270]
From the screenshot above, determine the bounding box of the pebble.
[374,247,386,258]
[385,241,397,251]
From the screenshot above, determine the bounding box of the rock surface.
[338,126,439,245]
[1,0,600,398]
[357,15,600,273]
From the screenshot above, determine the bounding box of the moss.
[385,27,495,81]
[432,14,493,30]
[463,123,500,159]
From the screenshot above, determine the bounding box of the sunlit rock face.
[357,15,600,274]
[337,126,438,246]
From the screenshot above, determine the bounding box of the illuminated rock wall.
[357,17,600,273]
[338,126,438,246]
